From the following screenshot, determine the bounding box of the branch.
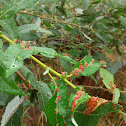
[18,10,93,30]
[0,34,76,89]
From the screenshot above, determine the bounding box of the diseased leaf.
[56,79,68,116]
[112,88,120,104]
[69,90,89,115]
[44,93,64,126]
[73,56,101,77]
[99,68,114,89]
[1,96,24,126]
[100,68,120,103]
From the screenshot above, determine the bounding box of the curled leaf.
[85,97,108,115]
[43,67,49,75]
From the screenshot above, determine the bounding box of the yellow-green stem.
[0,34,16,44]
[0,34,77,89]
[30,56,61,77]
[64,79,76,89]
[67,73,73,78]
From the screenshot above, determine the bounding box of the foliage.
[0,0,126,126]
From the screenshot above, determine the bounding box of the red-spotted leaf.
[72,56,100,77]
[99,68,120,104]
[112,88,120,104]
[69,90,89,115]
[45,79,68,125]
[99,68,114,89]
[55,79,68,116]
[44,93,64,126]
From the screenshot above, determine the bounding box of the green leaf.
[103,46,112,54]
[120,92,126,101]
[0,39,3,62]
[37,81,52,111]
[1,44,24,77]
[99,68,114,89]
[81,0,90,10]
[6,105,23,126]
[119,15,126,27]
[19,32,39,41]
[18,24,52,34]
[0,19,19,39]
[64,56,77,64]
[31,46,56,58]
[18,49,35,60]
[0,0,34,19]
[43,20,52,27]
[44,93,64,126]
[111,0,126,7]
[73,102,121,126]
[0,91,9,106]
[1,96,24,126]
[112,88,120,104]
[58,56,71,72]
[107,62,121,75]
[120,111,126,123]
[0,66,25,95]
[0,38,3,49]
[20,66,38,89]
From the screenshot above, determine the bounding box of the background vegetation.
[0,0,126,126]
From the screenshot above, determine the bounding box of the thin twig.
[18,10,93,30]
